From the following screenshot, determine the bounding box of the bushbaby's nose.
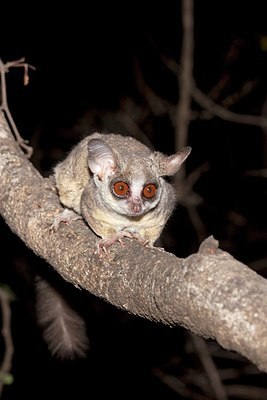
[130,199,142,214]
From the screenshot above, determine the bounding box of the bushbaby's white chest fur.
[85,205,167,244]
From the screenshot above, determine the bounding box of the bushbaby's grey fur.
[54,132,191,249]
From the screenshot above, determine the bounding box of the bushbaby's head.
[87,136,191,217]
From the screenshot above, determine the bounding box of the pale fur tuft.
[35,277,89,359]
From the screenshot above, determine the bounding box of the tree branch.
[175,0,194,184]
[0,111,267,373]
[193,85,267,128]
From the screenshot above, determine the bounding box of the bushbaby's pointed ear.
[156,146,192,176]
[88,139,117,180]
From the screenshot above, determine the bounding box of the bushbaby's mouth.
[112,205,144,219]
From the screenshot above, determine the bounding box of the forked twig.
[0,58,35,158]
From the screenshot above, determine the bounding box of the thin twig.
[0,288,14,397]
[153,367,214,400]
[225,384,267,400]
[246,168,267,177]
[220,79,258,109]
[116,110,151,145]
[161,55,267,129]
[193,85,267,128]
[0,58,34,158]
[134,58,170,117]
[190,333,228,400]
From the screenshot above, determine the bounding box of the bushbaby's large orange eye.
[113,181,129,197]
[143,183,157,199]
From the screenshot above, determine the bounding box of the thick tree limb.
[0,112,267,373]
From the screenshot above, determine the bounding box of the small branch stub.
[198,236,219,254]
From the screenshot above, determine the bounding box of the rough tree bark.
[0,111,266,373]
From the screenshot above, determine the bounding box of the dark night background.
[1,1,267,399]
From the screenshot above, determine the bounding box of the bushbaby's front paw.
[95,231,150,258]
[51,208,82,231]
